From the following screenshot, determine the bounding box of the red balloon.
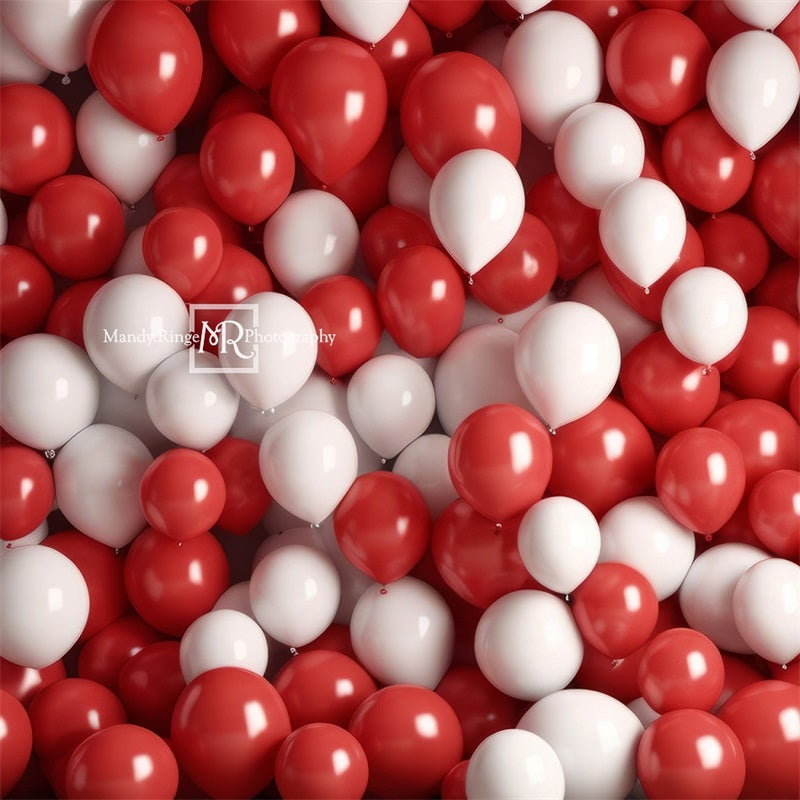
[139,448,226,541]
[718,652,768,708]
[572,563,659,658]
[0,658,66,709]
[27,176,125,279]
[697,212,769,293]
[275,722,368,800]
[0,84,74,196]
[547,398,657,518]
[65,724,178,800]
[349,685,463,799]
[432,500,537,609]
[27,678,127,763]
[620,331,721,436]
[272,649,377,730]
[549,0,640,49]
[203,437,272,536]
[689,0,753,50]
[717,680,800,799]
[435,665,523,756]
[45,278,106,349]
[87,0,203,134]
[748,469,800,559]
[636,709,746,800]
[410,0,483,32]
[400,51,521,177]
[360,205,440,282]
[0,245,54,339]
[749,136,799,258]
[469,213,558,315]
[301,275,383,377]
[142,206,224,300]
[77,614,163,691]
[377,245,466,358]
[723,306,800,405]
[638,628,725,713]
[270,37,388,184]
[124,528,229,636]
[705,399,800,490]
[180,14,229,129]
[606,9,712,125]
[303,624,358,662]
[448,403,552,522]
[754,259,799,320]
[199,111,296,226]
[441,759,468,800]
[662,108,755,213]
[0,445,53,542]
[334,471,432,585]
[0,690,32,797]
[525,173,599,281]
[43,530,129,642]
[207,0,322,90]
[171,666,291,799]
[207,85,269,129]
[117,641,185,738]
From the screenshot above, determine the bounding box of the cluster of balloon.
[1,0,800,798]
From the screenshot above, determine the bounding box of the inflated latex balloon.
[724,0,798,29]
[322,0,409,43]
[392,433,458,518]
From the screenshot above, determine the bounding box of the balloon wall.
[0,1,799,799]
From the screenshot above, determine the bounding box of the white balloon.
[599,178,687,289]
[388,146,432,218]
[518,689,644,800]
[76,91,176,205]
[145,349,239,451]
[350,577,454,689]
[111,227,149,277]
[263,190,359,298]
[724,0,798,29]
[707,30,800,152]
[514,301,621,430]
[372,329,437,381]
[180,609,269,683]
[0,545,89,669]
[0,0,104,73]
[321,0,408,42]
[570,266,657,357]
[627,697,660,729]
[54,424,152,549]
[434,324,532,435]
[83,274,190,395]
[259,410,358,524]
[347,354,435,459]
[554,103,645,210]
[0,18,49,84]
[733,558,800,665]
[518,497,601,595]
[429,149,525,276]
[661,267,749,366]
[249,544,341,647]
[393,434,459,518]
[502,10,603,144]
[475,590,583,701]
[0,333,99,451]
[466,729,566,800]
[218,292,318,412]
[461,293,556,335]
[507,0,552,14]
[599,496,696,601]
[679,543,771,653]
[0,518,48,552]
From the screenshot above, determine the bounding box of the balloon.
[0,446,53,542]
[0,545,89,669]
[0,245,54,339]
[270,36,387,184]
[0,689,32,797]
[0,15,50,83]
[599,177,687,289]
[43,277,106,348]
[698,212,769,294]
[661,267,748,366]
[86,0,203,133]
[465,728,565,800]
[388,146,433,219]
[679,542,771,653]
[636,709,746,800]
[348,684,463,798]
[554,102,645,210]
[748,469,800,558]
[322,0,407,43]
[502,10,603,144]
[548,0,640,47]
[217,291,318,411]
[199,111,296,226]
[475,590,583,701]
[733,558,800,664]
[275,722,369,800]
[392,434,458,518]
[724,0,797,28]
[429,149,525,277]
[0,658,66,709]
[448,403,552,522]
[706,30,800,152]
[518,689,644,800]
[515,301,621,430]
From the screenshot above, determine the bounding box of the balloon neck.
[643,286,650,295]
[330,376,336,384]
[380,457,387,465]
[467,275,474,286]
[379,587,388,595]
[61,74,71,85]
[247,225,254,233]
[748,151,756,161]
[43,449,56,461]
[310,522,320,529]
[546,425,557,436]
[495,522,503,531]
[781,663,788,670]
[704,534,713,542]
[177,541,183,548]
[564,593,571,604]
[289,647,298,657]
[610,658,621,667]
[701,366,712,376]
[496,317,504,324]
[156,135,165,142]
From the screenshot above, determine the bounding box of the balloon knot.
[781,663,788,670]
[310,522,320,529]
[749,151,756,161]
[156,135,165,142]
[289,647,298,656]
[546,426,557,436]
[643,286,651,295]
[564,593,571,604]
[44,449,56,460]
[380,457,387,465]
[702,366,712,376]
[467,276,474,285]
[610,658,621,667]
[61,74,71,85]
[497,317,504,324]
[379,587,388,595]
